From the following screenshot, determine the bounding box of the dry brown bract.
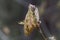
[24,4,40,36]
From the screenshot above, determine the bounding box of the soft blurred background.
[0,0,60,40]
